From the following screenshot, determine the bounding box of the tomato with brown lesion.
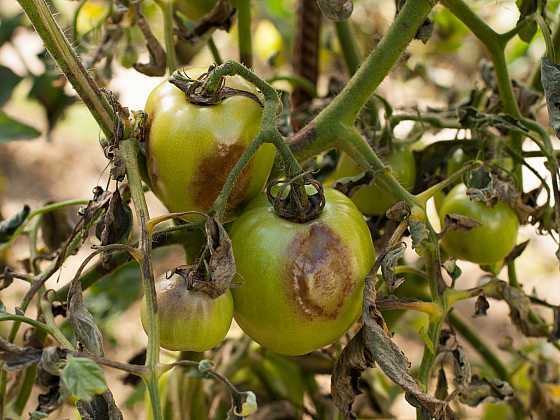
[144,67,276,219]
[229,188,375,356]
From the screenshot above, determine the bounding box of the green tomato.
[141,273,233,351]
[439,184,519,265]
[145,67,276,218]
[332,146,416,216]
[230,188,375,355]
[175,0,217,20]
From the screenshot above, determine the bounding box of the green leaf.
[0,65,22,106]
[0,111,40,143]
[61,356,108,402]
[0,14,23,47]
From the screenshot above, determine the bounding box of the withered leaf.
[316,0,353,21]
[474,295,490,317]
[0,204,30,243]
[40,202,73,252]
[409,219,432,256]
[436,329,471,387]
[34,384,63,417]
[332,255,451,419]
[505,240,530,264]
[486,280,549,337]
[442,214,481,234]
[204,216,236,298]
[435,368,449,401]
[0,337,42,371]
[541,58,560,137]
[68,278,104,356]
[458,375,514,407]
[381,243,406,291]
[95,188,132,248]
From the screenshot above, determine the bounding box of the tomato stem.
[157,0,178,74]
[236,0,253,67]
[119,139,162,420]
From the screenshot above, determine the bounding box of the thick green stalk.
[334,20,362,74]
[317,0,434,126]
[158,0,177,73]
[119,139,161,420]
[236,0,253,67]
[334,20,379,128]
[16,0,114,138]
[290,0,435,162]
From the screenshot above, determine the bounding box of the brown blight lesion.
[286,223,354,320]
[192,142,254,210]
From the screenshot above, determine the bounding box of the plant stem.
[334,20,379,129]
[119,139,161,420]
[16,0,114,138]
[448,312,509,380]
[158,0,177,73]
[531,16,560,90]
[207,37,223,65]
[334,20,362,74]
[317,0,434,126]
[341,127,418,208]
[236,0,253,67]
[290,0,435,163]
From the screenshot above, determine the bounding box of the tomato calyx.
[266,178,326,223]
[169,68,263,107]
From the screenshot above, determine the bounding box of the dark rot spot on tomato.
[286,223,353,320]
[192,143,253,210]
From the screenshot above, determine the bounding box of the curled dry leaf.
[332,254,452,419]
[174,217,236,298]
[441,214,481,235]
[458,375,514,407]
[204,216,236,298]
[486,280,549,337]
[435,329,471,387]
[541,58,560,138]
[68,279,104,356]
[474,295,490,317]
[316,0,353,21]
[381,242,406,291]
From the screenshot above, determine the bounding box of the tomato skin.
[175,0,217,20]
[145,67,276,218]
[439,184,519,265]
[230,188,375,356]
[141,273,233,352]
[332,146,416,215]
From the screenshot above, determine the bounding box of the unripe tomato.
[230,188,375,356]
[145,67,276,217]
[141,273,234,351]
[332,146,416,216]
[438,184,519,265]
[175,0,217,20]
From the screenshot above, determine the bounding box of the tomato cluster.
[141,70,519,356]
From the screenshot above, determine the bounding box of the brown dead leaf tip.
[193,142,253,209]
[286,223,353,320]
